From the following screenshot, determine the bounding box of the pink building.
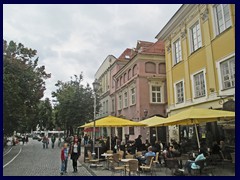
[110,40,167,143]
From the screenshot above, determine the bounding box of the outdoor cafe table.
[121,158,137,175]
[101,153,113,170]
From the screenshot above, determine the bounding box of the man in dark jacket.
[135,135,143,151]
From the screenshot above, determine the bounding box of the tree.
[52,74,98,136]
[3,40,51,135]
[36,98,53,130]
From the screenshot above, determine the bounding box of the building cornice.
[155,4,198,40]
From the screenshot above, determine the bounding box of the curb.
[82,163,96,176]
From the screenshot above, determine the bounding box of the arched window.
[124,73,127,83]
[128,69,132,80]
[120,76,123,86]
[133,64,137,76]
[159,63,166,74]
[145,62,156,73]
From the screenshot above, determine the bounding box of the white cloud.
[3,4,182,103]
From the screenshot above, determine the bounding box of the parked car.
[32,134,42,141]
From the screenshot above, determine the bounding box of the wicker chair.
[126,154,134,159]
[87,151,99,168]
[139,156,155,176]
[126,159,139,176]
[110,153,125,176]
[153,152,160,168]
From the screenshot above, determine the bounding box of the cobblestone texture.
[3,139,92,176]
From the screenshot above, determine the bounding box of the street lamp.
[92,79,100,158]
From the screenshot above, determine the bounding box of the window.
[193,72,206,98]
[213,4,231,35]
[175,81,184,104]
[112,99,115,113]
[220,57,235,89]
[128,69,132,80]
[159,63,166,74]
[133,64,137,76]
[118,95,122,110]
[106,100,108,114]
[189,21,202,52]
[173,39,182,64]
[124,73,127,83]
[130,88,136,105]
[129,127,134,135]
[151,86,161,103]
[124,92,128,108]
[145,62,156,73]
[120,76,123,86]
[103,102,105,114]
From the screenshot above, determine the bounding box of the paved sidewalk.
[79,147,235,176]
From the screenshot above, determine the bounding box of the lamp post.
[92,79,100,158]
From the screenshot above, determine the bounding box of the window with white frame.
[193,71,206,98]
[220,57,235,89]
[213,4,231,35]
[189,21,202,52]
[124,92,128,108]
[173,39,182,65]
[118,95,122,110]
[151,86,161,103]
[175,81,184,104]
[130,88,136,105]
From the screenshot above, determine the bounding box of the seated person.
[211,141,222,159]
[137,146,155,165]
[164,146,180,172]
[179,151,206,174]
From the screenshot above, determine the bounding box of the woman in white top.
[69,136,81,172]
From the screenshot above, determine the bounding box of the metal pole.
[194,124,200,150]
[92,93,96,158]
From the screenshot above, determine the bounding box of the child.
[60,143,69,175]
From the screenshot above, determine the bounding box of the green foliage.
[3,40,51,135]
[52,74,98,136]
[36,98,53,130]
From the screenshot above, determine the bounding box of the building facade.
[111,40,167,143]
[155,4,235,144]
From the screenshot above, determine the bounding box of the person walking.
[84,134,88,145]
[69,136,81,172]
[51,135,56,149]
[42,135,47,149]
[25,135,29,144]
[60,143,69,175]
[58,136,62,147]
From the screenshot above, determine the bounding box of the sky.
[3,4,182,103]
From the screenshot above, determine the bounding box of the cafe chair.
[139,156,155,176]
[126,159,139,176]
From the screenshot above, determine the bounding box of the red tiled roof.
[118,48,136,60]
[140,40,165,55]
[117,40,165,61]
[136,40,154,52]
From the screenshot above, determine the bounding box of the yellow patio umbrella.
[149,107,235,149]
[139,116,166,141]
[79,116,147,150]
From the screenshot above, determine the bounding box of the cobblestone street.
[3,138,92,176]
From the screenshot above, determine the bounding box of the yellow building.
[155,4,235,143]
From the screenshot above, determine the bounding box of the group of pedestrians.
[60,135,81,175]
